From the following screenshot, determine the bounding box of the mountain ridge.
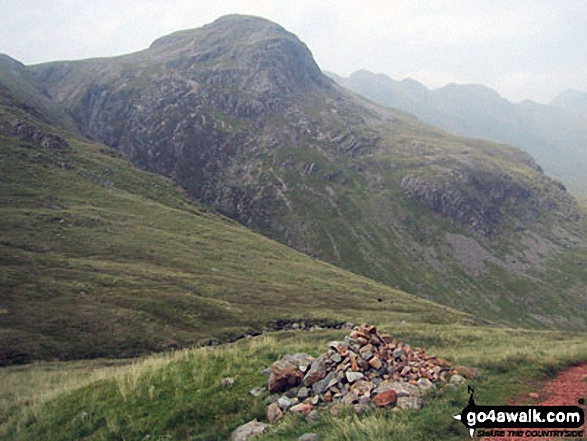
[4,15,587,329]
[330,69,587,197]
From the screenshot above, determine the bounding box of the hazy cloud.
[1,0,585,103]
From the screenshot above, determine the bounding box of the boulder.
[269,359,303,393]
[267,402,283,424]
[231,420,268,441]
[374,389,397,407]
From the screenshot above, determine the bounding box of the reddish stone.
[455,365,479,379]
[350,353,359,372]
[374,389,397,407]
[434,357,451,368]
[290,403,313,415]
[268,360,303,393]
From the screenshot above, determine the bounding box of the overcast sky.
[1,0,585,104]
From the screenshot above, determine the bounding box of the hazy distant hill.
[329,70,587,197]
[551,89,587,116]
[3,15,587,334]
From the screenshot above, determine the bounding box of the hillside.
[3,323,587,440]
[0,84,475,365]
[330,70,587,197]
[19,15,587,329]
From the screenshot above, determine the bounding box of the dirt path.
[480,364,587,440]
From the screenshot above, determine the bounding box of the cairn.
[264,323,474,419]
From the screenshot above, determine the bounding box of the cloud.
[0,0,585,102]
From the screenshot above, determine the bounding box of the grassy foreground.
[2,324,587,440]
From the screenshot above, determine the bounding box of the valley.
[1,13,586,441]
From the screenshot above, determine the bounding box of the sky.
[1,0,586,104]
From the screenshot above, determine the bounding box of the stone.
[299,433,319,441]
[312,372,337,395]
[267,402,283,424]
[374,389,397,407]
[440,383,458,392]
[250,386,266,397]
[368,356,382,369]
[265,394,280,404]
[350,353,360,372]
[269,359,303,393]
[297,386,310,400]
[303,356,328,387]
[417,378,434,392]
[290,402,313,415]
[434,357,451,368]
[278,396,295,410]
[397,396,423,410]
[455,365,479,379]
[359,344,374,360]
[528,392,540,399]
[356,337,369,345]
[350,380,373,396]
[400,366,411,376]
[449,374,465,386]
[285,388,299,398]
[258,323,476,418]
[222,377,235,387]
[328,341,343,351]
[380,334,393,344]
[306,410,321,422]
[345,371,364,383]
[375,380,420,398]
[393,348,405,359]
[231,420,268,441]
[354,402,370,414]
[342,391,360,405]
[307,395,319,405]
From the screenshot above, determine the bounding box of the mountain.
[330,70,587,197]
[0,54,78,133]
[6,15,587,331]
[551,89,587,115]
[1,70,472,366]
[23,15,587,328]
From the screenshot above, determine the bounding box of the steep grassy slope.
[330,70,587,197]
[3,325,587,440]
[0,54,78,134]
[0,100,474,365]
[24,15,587,329]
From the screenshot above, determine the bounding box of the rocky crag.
[8,15,587,327]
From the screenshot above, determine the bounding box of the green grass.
[2,324,587,440]
[0,105,473,365]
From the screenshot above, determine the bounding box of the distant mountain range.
[551,89,587,115]
[328,70,587,197]
[1,14,587,361]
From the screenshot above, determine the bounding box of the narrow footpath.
[481,364,587,441]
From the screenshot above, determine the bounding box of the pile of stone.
[264,323,475,422]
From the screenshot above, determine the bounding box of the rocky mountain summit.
[9,15,587,327]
